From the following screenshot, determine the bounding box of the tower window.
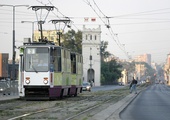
[95,35,97,40]
[90,35,92,40]
[86,35,88,40]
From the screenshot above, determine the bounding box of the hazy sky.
[0,0,170,64]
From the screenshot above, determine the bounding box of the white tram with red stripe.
[18,42,83,99]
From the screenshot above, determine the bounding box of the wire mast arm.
[28,6,54,42]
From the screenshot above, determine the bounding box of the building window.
[86,35,88,40]
[95,35,97,40]
[90,35,92,40]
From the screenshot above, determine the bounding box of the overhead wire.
[47,0,103,63]
[1,7,170,24]
[1,1,169,63]
[84,0,130,59]
[83,0,170,61]
[92,0,106,17]
[93,1,170,60]
[7,0,97,53]
[91,0,129,57]
[109,7,170,18]
[47,0,104,55]
[47,0,81,32]
[84,0,107,26]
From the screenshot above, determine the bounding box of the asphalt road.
[91,85,124,92]
[120,84,170,120]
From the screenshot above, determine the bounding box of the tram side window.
[54,48,61,72]
[71,53,76,74]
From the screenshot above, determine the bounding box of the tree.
[100,41,123,85]
[101,59,122,85]
[100,41,108,61]
[62,29,82,54]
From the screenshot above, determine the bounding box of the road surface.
[120,84,170,120]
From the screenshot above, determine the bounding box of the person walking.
[130,77,138,94]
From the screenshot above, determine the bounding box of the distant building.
[164,53,170,85]
[0,53,8,79]
[135,64,146,80]
[0,53,18,80]
[151,62,157,70]
[135,54,151,65]
[34,30,59,45]
[82,25,101,86]
[118,69,128,85]
[8,63,19,80]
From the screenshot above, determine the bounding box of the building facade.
[34,30,59,45]
[82,25,101,86]
[164,53,170,85]
[135,54,151,66]
[135,63,146,80]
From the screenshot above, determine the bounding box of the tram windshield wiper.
[29,61,38,73]
[32,65,38,73]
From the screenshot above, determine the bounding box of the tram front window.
[25,47,49,72]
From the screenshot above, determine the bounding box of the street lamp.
[21,21,35,42]
[0,4,29,80]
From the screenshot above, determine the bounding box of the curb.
[0,95,19,102]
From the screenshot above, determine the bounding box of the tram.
[18,41,83,99]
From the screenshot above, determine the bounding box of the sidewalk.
[0,94,19,101]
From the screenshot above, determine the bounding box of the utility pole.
[0,4,29,80]
[89,47,93,86]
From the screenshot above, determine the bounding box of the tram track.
[65,96,120,120]
[65,91,129,120]
[1,84,148,120]
[9,89,129,120]
[6,95,91,120]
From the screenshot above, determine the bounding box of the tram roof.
[23,42,55,46]
[22,42,63,48]
[21,42,82,55]
[22,42,71,51]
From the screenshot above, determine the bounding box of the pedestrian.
[130,77,138,94]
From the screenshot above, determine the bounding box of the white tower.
[82,25,101,86]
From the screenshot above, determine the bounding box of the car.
[82,82,91,92]
[118,82,124,86]
[0,81,10,95]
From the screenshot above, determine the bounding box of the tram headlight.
[43,77,48,84]
[25,77,30,84]
[43,79,48,84]
[25,79,30,84]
